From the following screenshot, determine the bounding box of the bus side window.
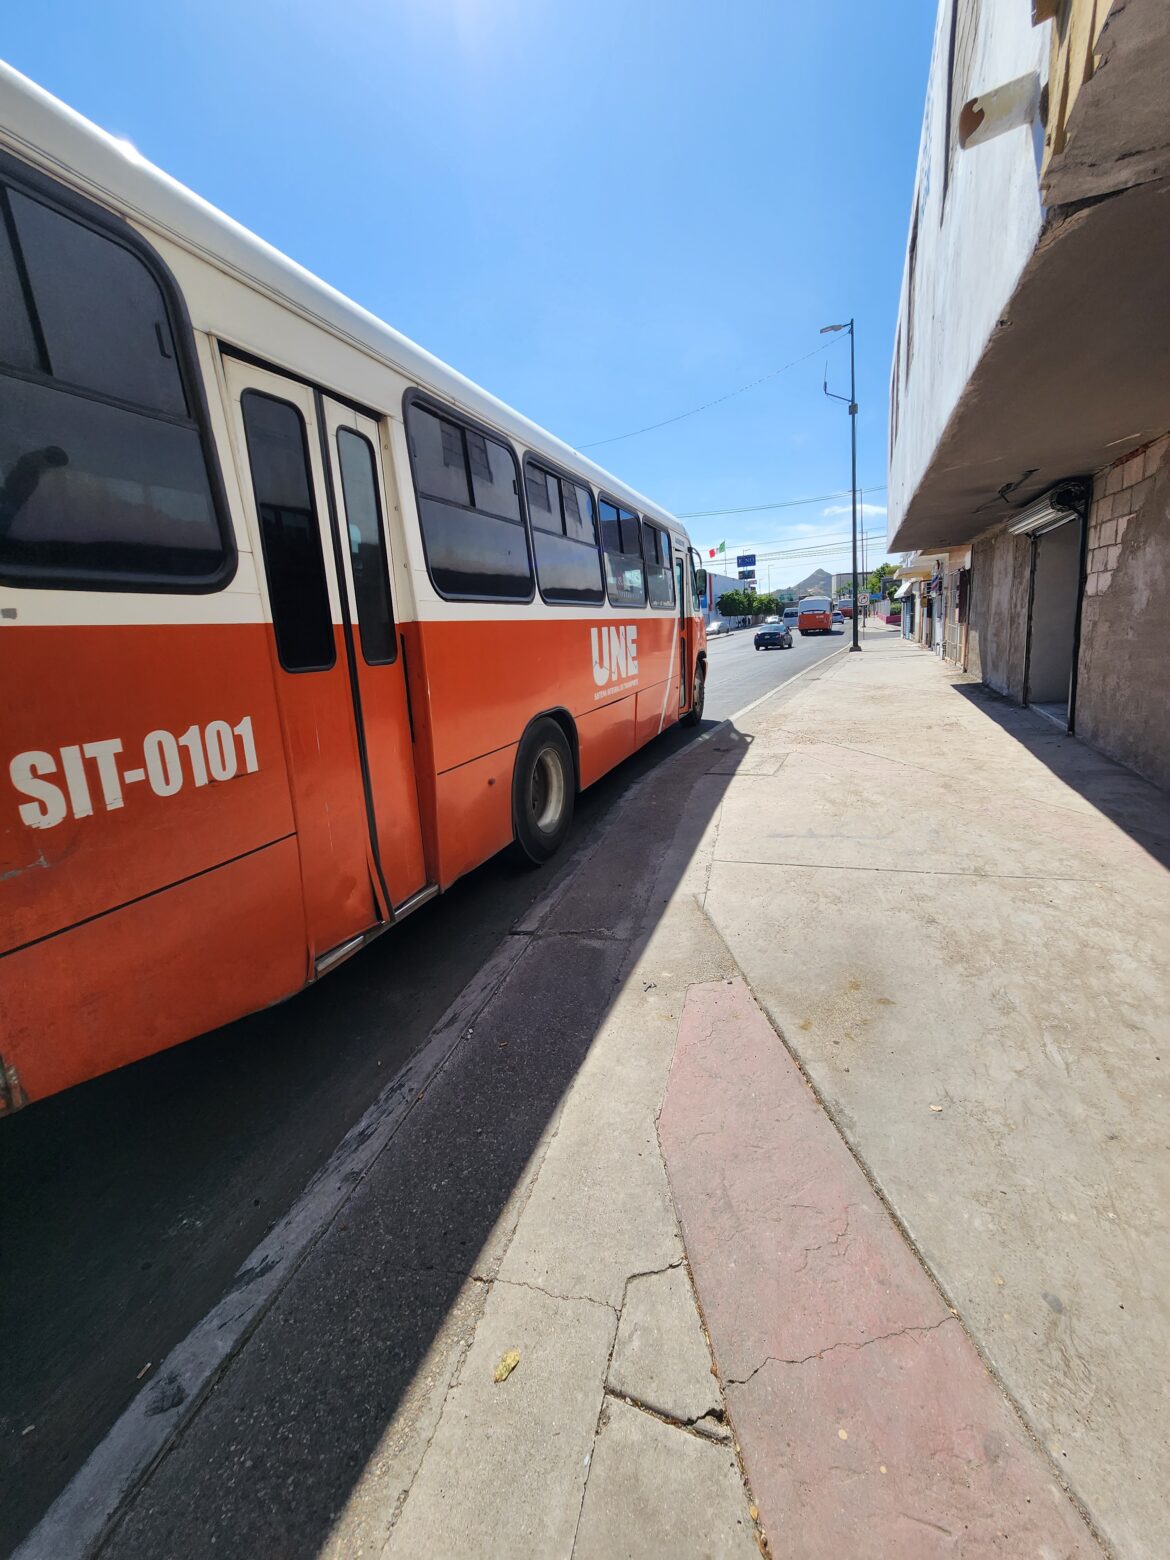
[599,496,645,608]
[0,175,231,591]
[642,520,675,609]
[240,391,335,673]
[404,397,533,602]
[336,426,396,664]
[525,459,604,606]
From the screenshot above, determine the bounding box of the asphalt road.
[0,622,847,1552]
[703,619,853,716]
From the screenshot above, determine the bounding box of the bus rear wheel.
[513,718,575,865]
[682,662,705,727]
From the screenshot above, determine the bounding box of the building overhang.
[890,2,1170,556]
[889,174,1170,554]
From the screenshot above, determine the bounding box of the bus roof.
[0,61,685,536]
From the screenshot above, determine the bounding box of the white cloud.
[822,502,887,517]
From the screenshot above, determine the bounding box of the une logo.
[591,624,639,688]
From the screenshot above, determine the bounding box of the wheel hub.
[531,747,565,832]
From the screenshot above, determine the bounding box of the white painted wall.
[702,569,742,626]
[887,0,1051,544]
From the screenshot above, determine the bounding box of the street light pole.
[821,318,861,652]
[848,321,859,651]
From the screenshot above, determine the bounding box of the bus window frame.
[641,516,676,610]
[520,451,605,608]
[402,387,535,606]
[335,423,398,667]
[239,387,338,676]
[0,145,237,595]
[597,489,646,610]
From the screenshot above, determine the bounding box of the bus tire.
[682,661,706,727]
[513,717,575,865]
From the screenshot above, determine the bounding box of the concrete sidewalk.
[692,631,1169,1558]
[61,633,1167,1559]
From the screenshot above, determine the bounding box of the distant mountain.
[785,568,833,598]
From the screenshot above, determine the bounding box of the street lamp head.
[820,323,848,333]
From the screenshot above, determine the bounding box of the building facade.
[888,0,1170,788]
[697,568,742,629]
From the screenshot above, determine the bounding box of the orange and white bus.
[0,65,707,1113]
[796,595,833,634]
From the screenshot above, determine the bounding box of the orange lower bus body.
[1,612,701,1109]
[1,838,307,1107]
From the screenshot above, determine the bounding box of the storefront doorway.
[1025,518,1082,728]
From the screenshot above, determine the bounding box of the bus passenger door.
[675,552,689,712]
[223,357,384,965]
[320,397,427,909]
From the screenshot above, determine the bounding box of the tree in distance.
[716,588,779,621]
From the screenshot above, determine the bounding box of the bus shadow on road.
[26,721,748,1558]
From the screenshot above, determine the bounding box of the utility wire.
[680,484,887,520]
[751,529,886,558]
[752,539,886,565]
[575,338,845,451]
[704,529,886,565]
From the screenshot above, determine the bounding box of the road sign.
[736,553,756,568]
[738,568,756,582]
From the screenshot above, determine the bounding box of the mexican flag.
[707,541,726,559]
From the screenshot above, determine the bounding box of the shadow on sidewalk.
[949,681,1170,871]
[90,725,749,1559]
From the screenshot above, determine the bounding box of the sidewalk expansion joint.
[602,1386,732,1444]
[726,1316,959,1387]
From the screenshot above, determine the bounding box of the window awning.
[894,580,913,600]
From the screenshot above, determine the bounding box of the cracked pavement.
[725,1317,958,1386]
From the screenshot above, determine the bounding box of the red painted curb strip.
[659,978,1095,1557]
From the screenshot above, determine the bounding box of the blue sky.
[4,0,935,587]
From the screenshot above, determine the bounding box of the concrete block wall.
[967,528,1032,699]
[1076,434,1170,791]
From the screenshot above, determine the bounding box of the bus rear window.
[0,172,230,591]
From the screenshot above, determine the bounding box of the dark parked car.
[754,623,793,650]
